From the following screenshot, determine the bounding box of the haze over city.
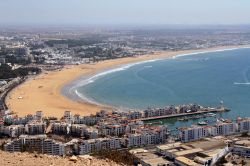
[1,0,250,25]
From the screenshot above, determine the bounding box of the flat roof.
[142,157,171,166]
[129,148,148,154]
[174,148,203,156]
[175,156,201,166]
[157,142,182,150]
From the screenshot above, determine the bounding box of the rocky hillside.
[0,150,123,166]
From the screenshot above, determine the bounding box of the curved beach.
[6,45,250,118]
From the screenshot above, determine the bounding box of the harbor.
[139,105,230,121]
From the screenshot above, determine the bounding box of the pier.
[139,107,230,121]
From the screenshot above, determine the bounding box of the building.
[124,126,167,147]
[79,137,121,154]
[19,134,47,153]
[4,134,65,156]
[211,122,238,136]
[35,111,43,120]
[44,139,65,156]
[51,122,70,134]
[230,140,250,157]
[129,148,172,166]
[64,111,72,122]
[4,139,22,152]
[237,118,250,133]
[3,124,25,137]
[180,126,210,142]
[25,120,46,135]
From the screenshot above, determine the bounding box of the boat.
[178,117,189,121]
[198,121,208,125]
[149,121,163,125]
[206,113,216,117]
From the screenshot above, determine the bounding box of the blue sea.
[75,48,250,128]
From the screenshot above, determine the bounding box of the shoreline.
[6,45,250,118]
[62,45,250,109]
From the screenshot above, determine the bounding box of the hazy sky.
[1,0,250,25]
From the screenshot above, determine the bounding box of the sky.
[0,0,250,26]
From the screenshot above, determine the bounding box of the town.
[0,103,250,165]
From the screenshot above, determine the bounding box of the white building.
[44,139,65,156]
[124,126,167,147]
[25,120,46,135]
[4,125,25,137]
[211,122,238,136]
[180,126,210,142]
[237,118,250,133]
[79,137,122,155]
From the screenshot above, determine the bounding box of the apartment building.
[44,139,65,156]
[51,122,70,134]
[4,139,22,152]
[124,126,167,147]
[25,120,46,135]
[180,126,210,143]
[4,134,66,156]
[3,124,25,137]
[79,137,122,154]
[211,122,238,136]
[237,118,250,133]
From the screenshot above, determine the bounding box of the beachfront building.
[180,126,210,143]
[126,111,142,120]
[73,115,101,126]
[25,120,46,135]
[79,137,122,154]
[64,111,73,122]
[143,106,176,118]
[35,111,43,120]
[3,113,37,125]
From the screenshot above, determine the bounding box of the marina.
[140,106,229,121]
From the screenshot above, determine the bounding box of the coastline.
[6,45,250,118]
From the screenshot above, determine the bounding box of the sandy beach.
[6,45,250,118]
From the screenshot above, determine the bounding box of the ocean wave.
[233,82,250,85]
[75,89,101,105]
[80,59,161,86]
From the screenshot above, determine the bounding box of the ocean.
[74,48,250,128]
